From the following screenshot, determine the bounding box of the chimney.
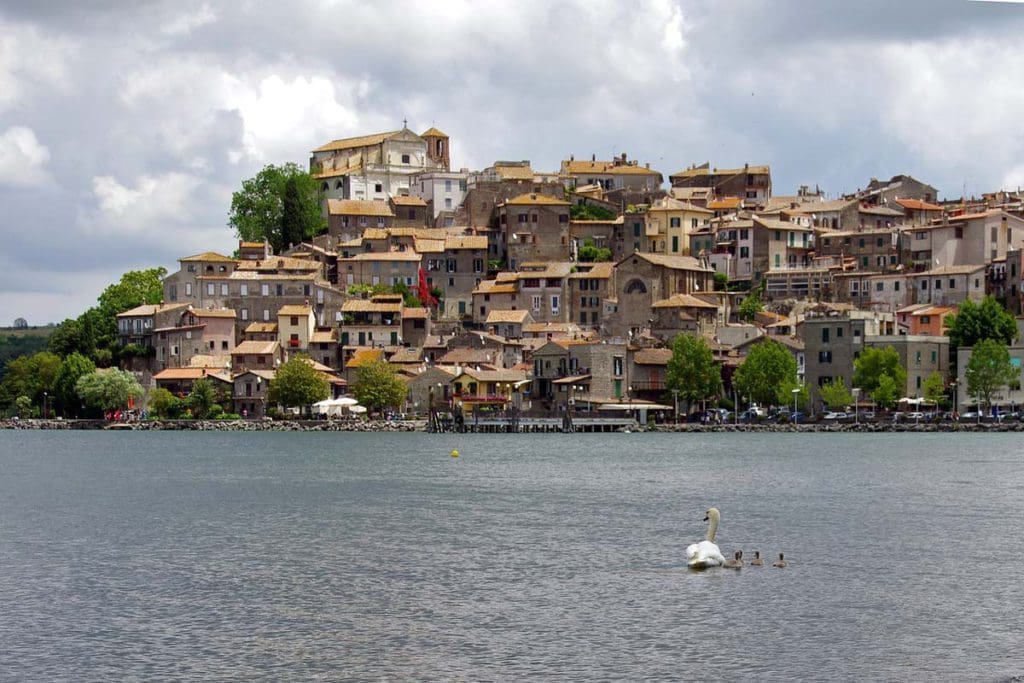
[592,153,596,162]
[570,154,574,161]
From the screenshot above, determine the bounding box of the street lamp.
[672,388,679,425]
[852,387,860,424]
[791,387,799,425]
[950,380,957,420]
[42,391,48,420]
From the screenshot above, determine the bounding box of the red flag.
[417,267,437,308]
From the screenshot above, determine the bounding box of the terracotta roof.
[187,354,230,368]
[245,322,278,333]
[564,160,660,176]
[390,195,427,207]
[278,304,313,316]
[569,262,614,279]
[493,164,534,181]
[460,369,528,383]
[420,127,448,138]
[402,307,429,319]
[648,197,714,213]
[344,348,384,368]
[517,261,574,277]
[522,322,574,333]
[117,303,188,318]
[502,193,570,206]
[437,348,496,364]
[153,368,226,381]
[180,251,237,263]
[389,347,424,364]
[652,293,719,309]
[413,238,445,253]
[310,330,338,343]
[342,251,421,262]
[754,216,814,232]
[342,299,402,313]
[950,209,1002,221]
[235,256,321,272]
[626,252,713,272]
[912,264,985,276]
[234,369,276,381]
[633,348,673,365]
[895,198,943,211]
[239,241,266,248]
[486,309,531,324]
[314,164,362,179]
[312,130,399,153]
[191,309,237,318]
[231,340,279,355]
[707,197,744,210]
[445,235,488,250]
[327,199,395,217]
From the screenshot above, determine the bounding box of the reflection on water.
[1,431,1023,680]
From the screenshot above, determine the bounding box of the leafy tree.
[351,358,407,412]
[775,379,809,411]
[665,334,721,415]
[0,351,61,410]
[578,238,612,262]
[947,296,1017,351]
[76,369,144,411]
[148,387,181,418]
[15,395,32,418]
[922,371,946,405]
[569,203,616,221]
[229,163,325,253]
[267,355,329,414]
[872,374,900,410]
[733,339,797,407]
[713,272,729,291]
[965,338,1017,408]
[54,352,96,416]
[738,289,763,322]
[819,378,853,411]
[853,346,907,394]
[186,377,217,419]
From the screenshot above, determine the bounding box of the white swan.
[686,507,727,569]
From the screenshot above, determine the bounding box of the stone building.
[801,310,897,410]
[498,193,572,267]
[669,163,772,203]
[605,252,714,337]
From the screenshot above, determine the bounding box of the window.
[915,232,926,240]
[401,154,410,164]
[263,309,270,321]
[207,283,215,296]
[240,284,248,296]
[613,356,623,375]
[818,351,832,363]
[221,284,228,296]
[876,282,884,292]
[473,258,483,273]
[670,217,681,228]
[822,328,830,342]
[949,279,956,289]
[445,198,452,209]
[836,327,843,338]
[445,179,452,192]
[558,213,568,224]
[518,213,528,224]
[241,308,248,321]
[185,283,192,297]
[740,246,749,258]
[859,238,865,248]
[446,258,457,273]
[261,284,269,296]
[931,350,937,363]
[921,280,928,290]
[672,236,679,252]
[550,295,559,314]
[276,284,283,296]
[531,213,538,223]
[894,281,900,291]
[187,264,196,273]
[531,295,541,311]
[633,222,642,237]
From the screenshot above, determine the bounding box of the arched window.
[321,182,329,192]
[335,180,343,190]
[625,279,647,294]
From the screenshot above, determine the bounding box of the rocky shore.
[3,418,1024,433]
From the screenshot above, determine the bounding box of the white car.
[906,411,926,419]
[823,411,848,420]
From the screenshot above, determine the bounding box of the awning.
[552,374,592,385]
[599,403,673,411]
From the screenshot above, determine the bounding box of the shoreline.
[3,418,1024,433]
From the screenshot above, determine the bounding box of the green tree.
[922,371,946,405]
[76,369,144,411]
[738,289,763,322]
[54,352,96,416]
[713,272,729,291]
[229,163,325,253]
[352,358,408,412]
[665,333,722,415]
[148,387,181,418]
[267,355,330,415]
[965,338,1017,408]
[947,296,1017,351]
[15,395,32,418]
[819,378,853,411]
[186,377,217,419]
[775,379,809,411]
[578,238,613,262]
[733,339,797,407]
[853,346,907,394]
[280,174,306,250]
[872,374,900,409]
[0,351,61,411]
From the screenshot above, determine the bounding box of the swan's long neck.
[706,511,719,542]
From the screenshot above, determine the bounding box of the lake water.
[1,431,1022,681]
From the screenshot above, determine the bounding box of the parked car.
[789,411,807,423]
[960,411,981,420]
[823,411,848,421]
[860,411,876,420]
[906,411,926,420]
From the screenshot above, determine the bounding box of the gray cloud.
[2,0,1024,324]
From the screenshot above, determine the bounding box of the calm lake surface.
[1,431,1022,681]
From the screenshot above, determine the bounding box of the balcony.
[288,339,301,347]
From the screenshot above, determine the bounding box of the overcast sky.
[2,0,1024,325]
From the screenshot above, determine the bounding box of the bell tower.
[421,126,450,171]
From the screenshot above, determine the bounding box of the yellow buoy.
[451,449,459,458]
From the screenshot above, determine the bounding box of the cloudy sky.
[2,0,1024,324]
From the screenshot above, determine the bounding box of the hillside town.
[105,123,1024,427]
